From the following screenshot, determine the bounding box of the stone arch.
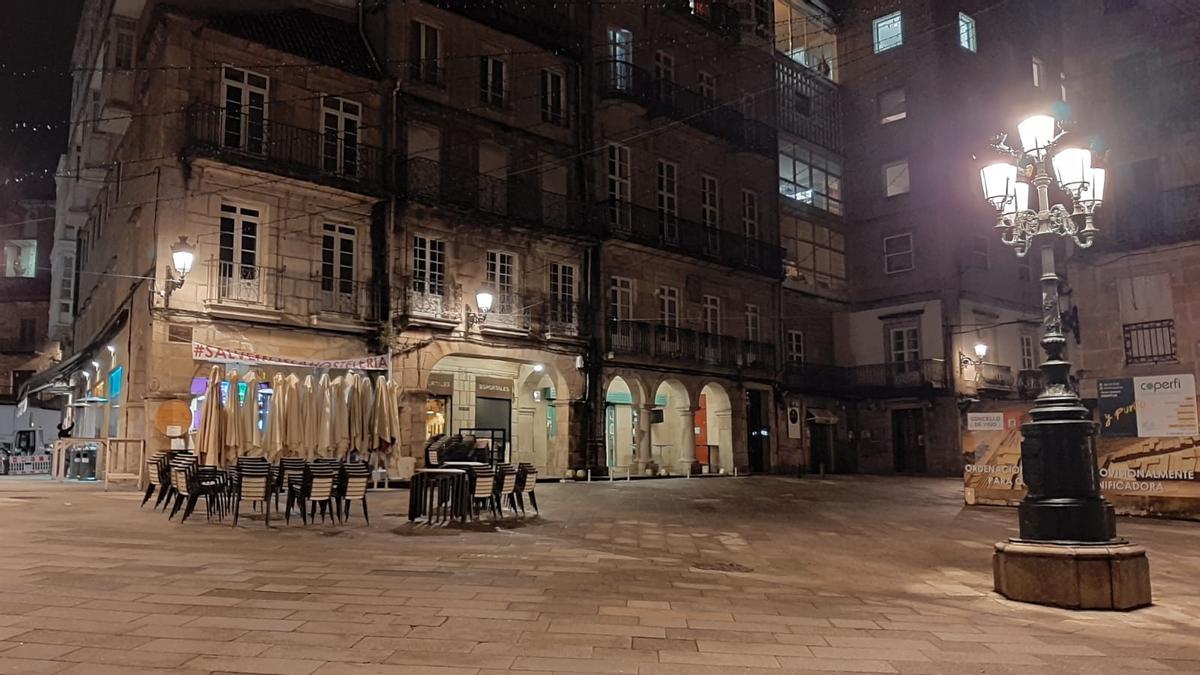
[603,374,648,471]
[698,382,735,474]
[650,378,693,474]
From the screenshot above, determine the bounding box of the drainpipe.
[357,0,383,75]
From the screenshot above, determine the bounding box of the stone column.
[678,404,699,475]
[635,403,653,473]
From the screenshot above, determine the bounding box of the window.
[701,175,720,252]
[606,143,631,229]
[656,160,679,243]
[107,366,124,439]
[702,295,721,335]
[741,189,759,241]
[410,21,442,85]
[958,13,976,52]
[541,69,566,125]
[320,224,356,314]
[411,235,445,295]
[217,204,261,302]
[778,142,842,214]
[486,251,517,313]
[610,276,635,347]
[222,67,268,154]
[698,71,716,100]
[549,263,576,325]
[167,324,193,344]
[745,304,761,341]
[883,233,914,273]
[883,159,910,196]
[2,239,36,278]
[889,326,920,364]
[321,97,360,176]
[654,50,675,83]
[970,235,989,269]
[478,141,509,215]
[113,19,135,70]
[775,1,838,81]
[58,252,75,315]
[658,286,680,328]
[18,319,36,347]
[480,56,506,106]
[782,216,846,291]
[879,87,906,124]
[787,330,805,363]
[1020,335,1037,370]
[607,28,633,91]
[1032,56,1043,87]
[1123,320,1177,365]
[873,11,903,53]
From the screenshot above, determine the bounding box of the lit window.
[781,216,846,291]
[879,87,906,124]
[873,12,903,53]
[778,143,842,214]
[787,330,805,363]
[958,13,977,52]
[883,233,914,274]
[1032,56,1044,87]
[883,159,910,196]
[3,239,37,278]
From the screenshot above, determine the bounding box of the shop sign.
[476,376,513,399]
[191,342,388,370]
[967,412,1004,431]
[1098,374,1198,438]
[427,372,454,396]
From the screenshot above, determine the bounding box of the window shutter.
[409,22,422,79]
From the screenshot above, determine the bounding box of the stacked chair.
[340,461,371,525]
[467,466,498,521]
[515,463,540,516]
[232,456,272,527]
[494,464,520,517]
[285,461,339,525]
[141,451,173,509]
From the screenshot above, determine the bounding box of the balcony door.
[548,263,576,330]
[222,67,268,154]
[322,97,360,176]
[486,251,517,315]
[218,204,261,303]
[478,142,509,215]
[607,28,633,90]
[888,324,921,382]
[658,286,680,356]
[610,277,634,350]
[321,224,356,315]
[702,295,721,363]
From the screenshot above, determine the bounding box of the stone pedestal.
[993,540,1151,610]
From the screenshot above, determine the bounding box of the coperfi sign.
[1098,374,1198,438]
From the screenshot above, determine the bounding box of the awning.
[18,309,129,402]
[807,408,839,425]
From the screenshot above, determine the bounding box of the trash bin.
[70,446,98,481]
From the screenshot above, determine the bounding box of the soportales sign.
[1098,374,1198,438]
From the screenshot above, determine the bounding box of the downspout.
[357,0,384,75]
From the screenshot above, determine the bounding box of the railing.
[595,60,775,157]
[0,338,38,354]
[185,103,386,192]
[316,277,378,320]
[1123,319,1177,365]
[664,0,741,37]
[399,276,463,324]
[483,292,531,332]
[404,157,596,237]
[785,359,948,394]
[51,438,146,490]
[606,320,771,371]
[775,56,841,153]
[1017,369,1044,399]
[543,298,585,337]
[595,200,784,277]
[202,260,377,321]
[978,363,1015,390]
[208,260,277,306]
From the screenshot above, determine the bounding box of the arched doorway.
[603,375,645,471]
[424,354,571,476]
[697,382,734,474]
[650,378,692,474]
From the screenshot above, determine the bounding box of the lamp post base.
[993,540,1151,610]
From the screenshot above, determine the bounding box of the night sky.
[0,1,84,201]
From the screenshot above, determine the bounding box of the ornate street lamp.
[158,236,196,306]
[980,115,1150,610]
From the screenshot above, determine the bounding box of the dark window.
[18,319,36,347]
[1115,159,1161,240]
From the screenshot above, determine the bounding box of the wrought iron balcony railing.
[426,0,583,57]
[977,362,1015,390]
[0,339,39,354]
[664,0,741,37]
[203,260,379,321]
[185,103,386,194]
[399,276,464,325]
[595,200,783,277]
[595,60,775,157]
[606,320,774,372]
[404,157,597,238]
[784,360,948,395]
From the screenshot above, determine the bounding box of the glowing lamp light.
[1018,114,1056,159]
[533,363,545,372]
[980,161,1018,211]
[170,236,196,278]
[974,342,989,360]
[475,289,494,314]
[1052,147,1091,194]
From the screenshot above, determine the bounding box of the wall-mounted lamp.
[466,288,494,329]
[959,342,989,373]
[157,236,196,305]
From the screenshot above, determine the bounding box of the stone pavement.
[1,474,1199,674]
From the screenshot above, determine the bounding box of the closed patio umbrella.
[241,371,263,457]
[317,373,334,458]
[331,375,352,457]
[196,366,225,467]
[265,372,286,462]
[300,374,320,460]
[283,373,304,458]
[352,373,374,455]
[222,370,243,466]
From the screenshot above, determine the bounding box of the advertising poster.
[962,384,1200,519]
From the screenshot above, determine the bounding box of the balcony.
[606,321,775,373]
[203,260,378,322]
[977,363,1015,391]
[184,103,387,196]
[784,360,948,397]
[397,276,464,327]
[426,0,583,58]
[1017,369,1044,399]
[596,201,783,277]
[775,56,841,153]
[404,157,597,238]
[596,61,776,157]
[664,0,741,37]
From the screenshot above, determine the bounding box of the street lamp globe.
[1017,114,1056,159]
[1052,147,1092,197]
[974,342,988,360]
[170,236,196,278]
[980,161,1018,211]
[475,289,494,314]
